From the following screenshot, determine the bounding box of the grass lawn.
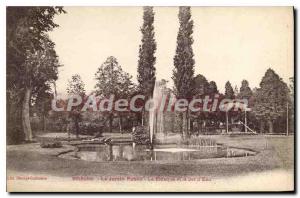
[7,134,294,179]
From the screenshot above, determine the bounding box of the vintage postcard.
[6,6,294,192]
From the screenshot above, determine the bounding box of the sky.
[49,7,294,95]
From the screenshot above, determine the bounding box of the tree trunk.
[268,119,273,134]
[22,87,33,141]
[143,107,149,126]
[226,111,229,133]
[182,112,187,140]
[186,110,190,138]
[141,108,144,126]
[42,101,47,132]
[190,119,194,132]
[109,144,113,161]
[178,112,184,139]
[171,113,175,133]
[109,114,113,132]
[259,121,264,134]
[119,116,122,134]
[196,119,201,135]
[162,114,166,136]
[43,114,47,132]
[74,115,79,138]
[155,111,158,134]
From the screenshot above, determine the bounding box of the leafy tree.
[225,81,234,99]
[67,74,86,138]
[289,77,294,95]
[207,81,222,128]
[191,74,209,133]
[172,6,195,139]
[207,81,222,127]
[223,81,235,129]
[67,74,86,95]
[253,68,289,133]
[95,56,134,132]
[238,80,253,100]
[7,7,65,143]
[137,6,157,125]
[193,74,209,96]
[191,76,223,134]
[19,36,60,142]
[95,56,133,99]
[288,77,294,133]
[208,81,218,96]
[33,84,54,132]
[234,80,253,131]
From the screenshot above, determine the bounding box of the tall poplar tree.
[172,6,195,139]
[137,6,157,125]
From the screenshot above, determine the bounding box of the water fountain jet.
[149,81,165,150]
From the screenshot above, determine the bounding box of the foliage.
[95,56,135,132]
[193,74,209,96]
[253,68,289,133]
[67,74,86,96]
[40,141,62,148]
[172,6,195,139]
[238,80,253,100]
[43,111,69,132]
[288,77,294,133]
[208,81,218,96]
[7,7,65,143]
[190,74,224,134]
[7,7,65,94]
[66,74,86,137]
[225,81,234,99]
[137,6,157,98]
[78,122,103,136]
[7,124,24,145]
[172,6,195,99]
[33,86,53,118]
[95,56,134,99]
[132,126,150,144]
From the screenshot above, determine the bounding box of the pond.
[69,143,256,162]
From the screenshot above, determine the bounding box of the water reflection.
[75,144,254,162]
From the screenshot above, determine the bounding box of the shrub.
[40,141,62,148]
[78,122,103,136]
[7,124,24,145]
[132,125,150,145]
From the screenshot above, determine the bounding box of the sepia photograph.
[6,5,294,192]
